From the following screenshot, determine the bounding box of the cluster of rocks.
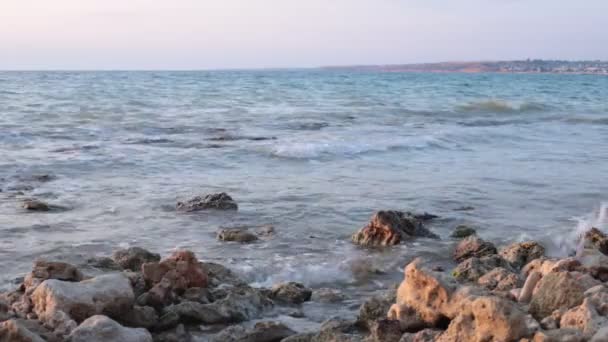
[351,211,439,246]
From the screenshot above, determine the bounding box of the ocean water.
[1,70,607,322]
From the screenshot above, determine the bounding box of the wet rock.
[152,324,191,342]
[118,305,158,329]
[85,257,122,271]
[453,206,475,211]
[452,254,510,282]
[582,227,608,255]
[176,192,238,212]
[529,271,601,320]
[591,326,608,342]
[450,225,477,238]
[24,260,83,291]
[531,329,584,342]
[453,235,497,262]
[270,282,312,304]
[357,292,396,329]
[387,303,427,332]
[0,319,57,342]
[210,321,295,342]
[584,285,608,316]
[141,250,207,307]
[159,286,272,327]
[180,287,211,304]
[408,211,439,221]
[312,288,346,303]
[477,267,522,291]
[436,296,531,342]
[368,319,402,342]
[69,315,152,342]
[312,318,364,342]
[21,199,49,211]
[499,241,545,269]
[113,247,161,271]
[399,329,442,342]
[560,298,608,338]
[31,273,134,325]
[217,228,259,243]
[351,211,438,246]
[202,262,247,288]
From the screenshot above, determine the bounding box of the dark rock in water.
[141,251,207,307]
[17,174,55,183]
[351,211,439,246]
[453,235,497,262]
[450,225,477,238]
[312,288,346,303]
[583,228,608,256]
[357,291,396,329]
[499,241,545,269]
[210,321,296,342]
[21,199,50,211]
[453,206,475,211]
[176,192,238,212]
[112,247,161,271]
[85,257,122,271]
[202,262,247,288]
[270,282,312,304]
[217,228,258,243]
[407,211,439,221]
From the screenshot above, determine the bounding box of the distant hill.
[322,60,608,75]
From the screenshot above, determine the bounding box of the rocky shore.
[1,193,608,341]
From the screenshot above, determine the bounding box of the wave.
[456,100,548,114]
[551,203,608,257]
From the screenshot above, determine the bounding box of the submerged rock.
[69,315,152,342]
[499,241,545,269]
[351,210,438,246]
[450,225,477,239]
[112,247,161,271]
[210,321,295,342]
[270,282,312,304]
[21,199,50,212]
[176,192,237,212]
[217,228,259,243]
[453,235,497,262]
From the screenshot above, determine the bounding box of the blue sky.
[1,0,607,69]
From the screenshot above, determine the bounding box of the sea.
[1,70,607,326]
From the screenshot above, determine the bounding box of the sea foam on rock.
[351,210,438,246]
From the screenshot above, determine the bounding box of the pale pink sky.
[1,0,607,70]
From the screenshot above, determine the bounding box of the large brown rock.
[560,298,608,338]
[499,241,545,269]
[529,271,601,320]
[112,247,160,271]
[176,192,237,211]
[453,236,497,262]
[436,296,531,342]
[30,273,134,326]
[351,211,438,246]
[141,250,207,307]
[217,228,259,243]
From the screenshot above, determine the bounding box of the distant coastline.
[322,60,608,75]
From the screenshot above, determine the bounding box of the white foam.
[551,202,608,256]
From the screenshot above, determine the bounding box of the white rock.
[69,315,152,342]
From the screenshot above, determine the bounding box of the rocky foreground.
[1,203,608,341]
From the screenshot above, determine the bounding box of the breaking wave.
[552,203,608,256]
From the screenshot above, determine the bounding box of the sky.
[1,0,607,70]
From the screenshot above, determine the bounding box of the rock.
[270,282,312,304]
[453,235,497,262]
[159,286,272,327]
[85,257,122,271]
[452,254,510,282]
[519,271,542,303]
[141,250,207,307]
[395,258,458,326]
[180,287,211,304]
[176,192,238,211]
[202,262,247,288]
[357,292,396,329]
[529,271,600,320]
[311,288,346,303]
[368,319,402,342]
[591,326,608,342]
[112,247,161,271]
[399,329,442,342]
[351,211,438,246]
[21,199,49,211]
[69,315,152,342]
[499,241,545,269]
[0,319,54,342]
[584,285,608,315]
[450,225,477,238]
[313,318,364,342]
[31,273,134,325]
[436,296,531,342]
[210,321,295,342]
[24,260,83,291]
[453,206,475,211]
[152,324,191,342]
[387,304,427,332]
[477,267,522,291]
[217,228,258,243]
[118,305,158,329]
[409,212,439,221]
[560,298,608,338]
[531,329,584,342]
[582,228,608,255]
